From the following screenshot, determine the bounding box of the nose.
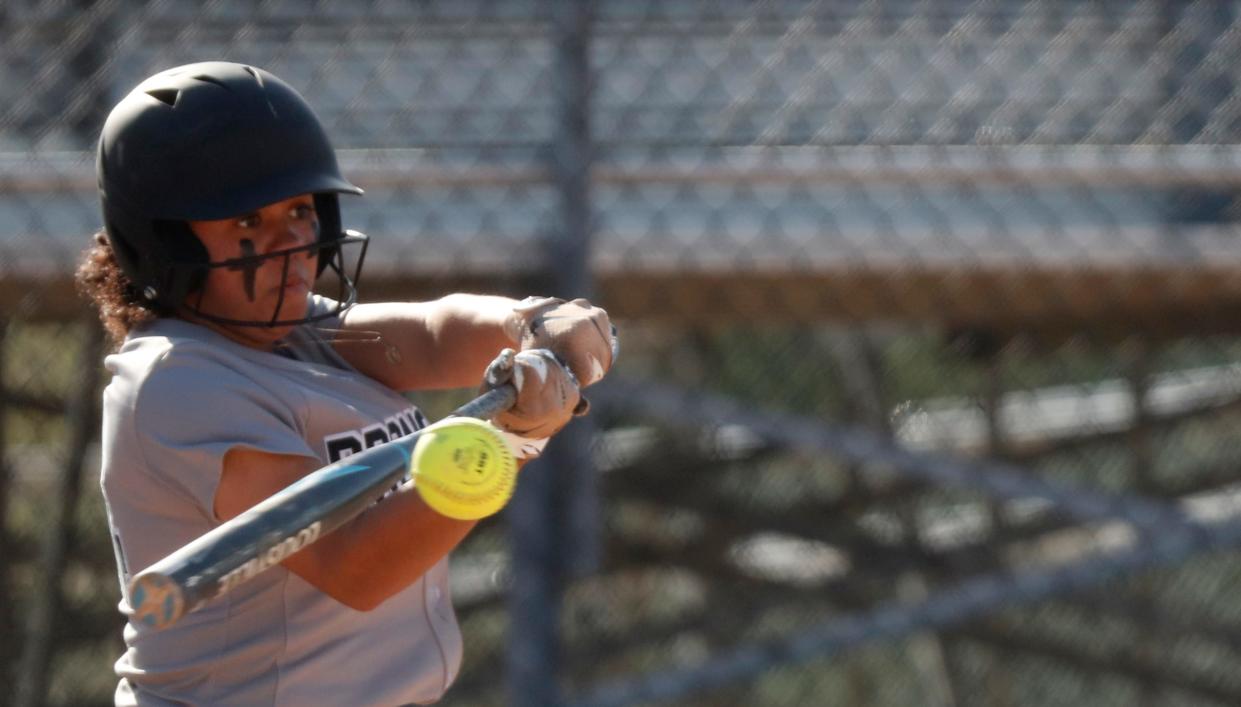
[271,221,317,254]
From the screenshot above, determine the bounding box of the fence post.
[0,319,12,689]
[14,321,105,707]
[548,0,601,585]
[506,1,595,705]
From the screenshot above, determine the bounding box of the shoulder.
[108,321,248,393]
[104,319,296,423]
[104,321,310,456]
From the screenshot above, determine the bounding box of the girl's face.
[186,194,319,349]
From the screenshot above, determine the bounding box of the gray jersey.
[101,300,461,706]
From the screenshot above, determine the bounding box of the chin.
[266,290,310,323]
[277,304,312,325]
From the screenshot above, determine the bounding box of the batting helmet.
[97,61,367,326]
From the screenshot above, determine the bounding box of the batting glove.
[480,348,585,458]
[509,296,616,387]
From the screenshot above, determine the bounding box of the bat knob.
[129,573,185,631]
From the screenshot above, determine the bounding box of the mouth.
[279,274,310,292]
[266,279,310,305]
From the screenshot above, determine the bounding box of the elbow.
[320,572,394,612]
[286,557,396,611]
[337,591,387,613]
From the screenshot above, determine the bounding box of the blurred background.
[5,1,1241,705]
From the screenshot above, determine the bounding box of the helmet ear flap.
[150,220,210,307]
[103,219,146,291]
[103,216,206,314]
[104,219,167,311]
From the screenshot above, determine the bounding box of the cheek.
[198,264,268,303]
[195,269,242,306]
[194,225,237,262]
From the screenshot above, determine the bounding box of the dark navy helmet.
[97,61,367,325]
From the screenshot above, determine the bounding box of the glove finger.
[562,317,614,386]
[514,296,564,318]
[483,348,516,388]
[588,311,616,371]
[495,349,581,438]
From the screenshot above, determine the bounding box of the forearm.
[336,294,522,391]
[286,483,477,611]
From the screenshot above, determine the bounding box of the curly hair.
[75,231,158,346]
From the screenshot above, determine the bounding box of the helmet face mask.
[180,229,369,328]
[97,62,365,327]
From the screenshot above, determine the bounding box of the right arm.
[205,301,609,609]
[213,448,478,611]
[210,346,584,611]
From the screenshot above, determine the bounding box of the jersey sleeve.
[132,351,318,520]
[307,293,344,328]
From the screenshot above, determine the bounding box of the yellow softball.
[411,417,518,520]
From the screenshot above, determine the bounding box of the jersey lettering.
[362,423,390,449]
[395,415,413,436]
[324,432,364,461]
[323,405,426,463]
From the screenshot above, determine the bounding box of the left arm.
[334,294,523,391]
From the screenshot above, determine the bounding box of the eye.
[291,202,316,220]
[237,213,260,229]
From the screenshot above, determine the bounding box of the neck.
[179,311,291,352]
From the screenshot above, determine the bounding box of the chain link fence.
[5,1,1241,705]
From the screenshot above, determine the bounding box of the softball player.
[76,62,613,706]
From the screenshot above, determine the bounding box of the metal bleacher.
[3,2,1240,339]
